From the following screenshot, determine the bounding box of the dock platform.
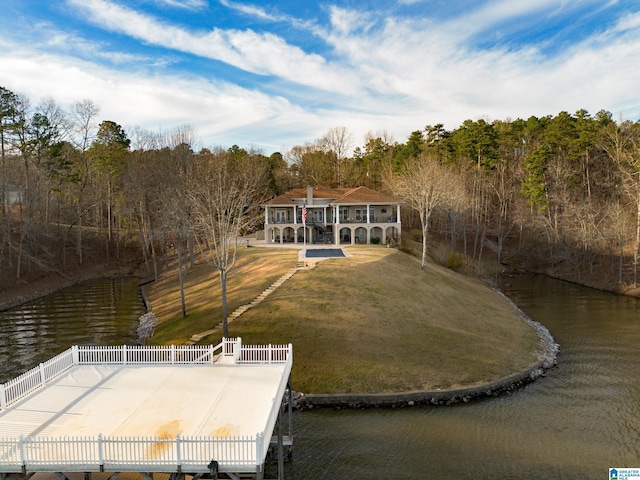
[0,339,293,480]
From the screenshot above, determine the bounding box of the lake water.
[0,277,143,383]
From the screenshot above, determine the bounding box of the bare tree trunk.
[146,211,159,282]
[420,211,429,270]
[189,235,195,269]
[136,213,151,276]
[177,239,187,318]
[619,244,624,285]
[220,269,229,337]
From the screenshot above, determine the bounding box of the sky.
[1,0,640,154]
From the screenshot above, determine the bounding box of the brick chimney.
[307,185,313,205]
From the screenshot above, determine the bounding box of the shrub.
[446,252,463,271]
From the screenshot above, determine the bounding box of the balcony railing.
[268,217,398,225]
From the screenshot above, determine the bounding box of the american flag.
[302,206,307,223]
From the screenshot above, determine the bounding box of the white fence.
[0,433,265,473]
[0,338,291,411]
[0,338,293,474]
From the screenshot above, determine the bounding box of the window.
[275,210,287,223]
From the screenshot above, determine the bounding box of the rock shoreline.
[292,292,559,410]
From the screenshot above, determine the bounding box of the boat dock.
[0,339,293,480]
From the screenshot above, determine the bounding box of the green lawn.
[148,245,541,394]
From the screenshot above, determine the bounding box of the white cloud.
[328,6,374,35]
[153,0,206,10]
[317,1,640,126]
[42,24,163,65]
[66,0,361,94]
[0,48,320,150]
[614,11,640,33]
[218,0,279,22]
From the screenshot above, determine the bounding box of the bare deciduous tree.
[321,126,353,187]
[68,99,100,264]
[185,148,268,336]
[599,121,640,285]
[387,153,464,270]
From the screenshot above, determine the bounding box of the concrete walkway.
[184,247,343,345]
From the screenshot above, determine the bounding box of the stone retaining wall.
[298,358,546,409]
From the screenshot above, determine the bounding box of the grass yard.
[146,247,298,344]
[148,245,541,394]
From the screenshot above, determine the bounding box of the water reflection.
[0,277,143,383]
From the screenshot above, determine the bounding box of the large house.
[263,185,402,245]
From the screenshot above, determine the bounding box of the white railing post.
[122,345,127,365]
[98,433,104,468]
[0,384,6,410]
[39,363,46,386]
[176,434,181,468]
[19,435,26,468]
[171,345,176,364]
[268,345,272,365]
[256,432,264,468]
[72,345,79,365]
[233,338,242,363]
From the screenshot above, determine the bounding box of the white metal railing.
[0,433,264,473]
[0,338,292,412]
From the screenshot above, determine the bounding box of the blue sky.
[1,0,639,154]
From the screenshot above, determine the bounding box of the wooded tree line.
[268,111,640,289]
[3,84,640,295]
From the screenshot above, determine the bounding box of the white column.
[294,205,297,224]
[367,204,370,224]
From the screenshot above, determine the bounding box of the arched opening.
[340,227,351,244]
[370,227,383,244]
[283,227,295,243]
[385,226,399,246]
[269,227,282,243]
[297,226,307,243]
